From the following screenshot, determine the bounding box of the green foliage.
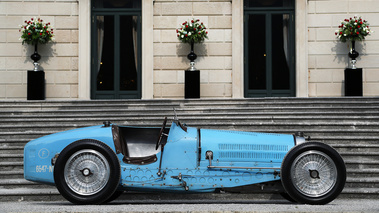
[336,16,372,42]
[176,18,208,44]
[20,17,54,45]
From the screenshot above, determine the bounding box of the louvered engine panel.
[217,144,289,161]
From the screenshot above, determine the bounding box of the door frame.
[243,6,296,97]
[91,8,142,99]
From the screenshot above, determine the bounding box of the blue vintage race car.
[24,113,346,205]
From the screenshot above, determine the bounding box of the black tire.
[279,192,297,203]
[281,142,346,205]
[102,190,124,204]
[54,139,121,204]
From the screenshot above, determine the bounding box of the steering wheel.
[155,117,168,150]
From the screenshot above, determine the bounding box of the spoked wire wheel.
[64,149,110,196]
[54,139,120,204]
[281,142,346,205]
[291,150,337,197]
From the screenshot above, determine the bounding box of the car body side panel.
[119,122,207,192]
[24,122,296,193]
[24,125,114,185]
[119,124,296,193]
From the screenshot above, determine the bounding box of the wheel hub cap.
[64,149,110,196]
[291,150,337,197]
[81,168,91,176]
[309,170,320,179]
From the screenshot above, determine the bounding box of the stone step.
[1,108,378,117]
[0,179,41,189]
[0,146,24,154]
[341,188,379,199]
[0,161,23,171]
[340,152,379,161]
[346,169,379,178]
[0,98,378,201]
[344,160,379,170]
[0,188,61,202]
[345,177,379,188]
[0,170,24,179]
[0,154,23,162]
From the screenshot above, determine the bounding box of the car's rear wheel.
[54,139,121,204]
[281,142,346,205]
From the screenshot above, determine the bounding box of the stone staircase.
[0,97,379,201]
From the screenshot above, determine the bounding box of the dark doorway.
[244,0,295,97]
[91,0,141,99]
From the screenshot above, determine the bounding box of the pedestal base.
[27,70,45,100]
[185,70,200,99]
[344,68,362,96]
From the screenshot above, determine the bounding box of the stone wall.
[1,0,379,99]
[0,0,79,99]
[152,0,233,98]
[307,0,379,97]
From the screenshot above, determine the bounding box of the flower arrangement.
[176,18,208,43]
[335,15,372,42]
[19,17,54,45]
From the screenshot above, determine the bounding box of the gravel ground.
[1,199,379,213]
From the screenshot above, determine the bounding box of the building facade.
[0,0,378,100]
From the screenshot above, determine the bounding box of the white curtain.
[97,16,104,73]
[132,16,138,72]
[282,14,290,66]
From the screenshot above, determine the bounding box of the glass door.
[244,0,295,97]
[91,0,141,99]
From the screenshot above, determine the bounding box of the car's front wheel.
[54,139,121,204]
[281,142,346,205]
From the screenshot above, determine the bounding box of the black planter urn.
[348,40,359,69]
[187,41,197,71]
[344,40,362,96]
